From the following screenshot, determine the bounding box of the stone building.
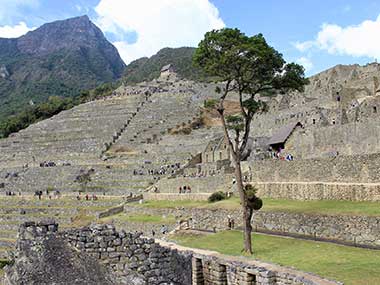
[267,122,302,153]
[202,136,230,163]
[159,64,176,81]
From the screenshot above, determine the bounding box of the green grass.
[135,199,209,209]
[101,213,176,224]
[172,231,380,285]
[137,197,380,216]
[263,199,380,216]
[0,259,10,277]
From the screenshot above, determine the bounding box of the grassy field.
[172,230,380,285]
[101,213,176,224]
[137,197,380,216]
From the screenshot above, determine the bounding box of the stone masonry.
[124,205,380,248]
[3,221,342,285]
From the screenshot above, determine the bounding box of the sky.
[1,0,380,76]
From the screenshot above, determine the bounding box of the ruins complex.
[1,63,380,284]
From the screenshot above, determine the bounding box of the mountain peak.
[17,15,105,55]
[0,16,126,122]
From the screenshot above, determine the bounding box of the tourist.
[179,186,182,194]
[160,225,168,235]
[227,215,232,230]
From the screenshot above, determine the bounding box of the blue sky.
[1,0,380,76]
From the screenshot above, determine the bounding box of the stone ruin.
[2,221,342,285]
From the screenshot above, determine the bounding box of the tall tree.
[194,28,308,254]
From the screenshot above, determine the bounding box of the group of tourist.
[133,163,181,176]
[76,193,98,201]
[182,170,220,178]
[178,185,192,194]
[39,161,56,167]
[34,189,61,200]
[271,151,294,161]
[4,172,19,179]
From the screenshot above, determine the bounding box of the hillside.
[123,47,207,84]
[0,15,125,122]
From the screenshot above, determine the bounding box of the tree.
[194,28,308,254]
[74,171,92,193]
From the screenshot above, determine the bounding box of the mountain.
[123,47,207,84]
[0,15,126,121]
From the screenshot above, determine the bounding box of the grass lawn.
[101,213,176,224]
[172,230,380,285]
[137,197,380,216]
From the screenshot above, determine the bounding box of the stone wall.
[249,153,380,183]
[155,174,234,194]
[144,193,209,201]
[62,224,192,284]
[60,223,340,285]
[126,205,380,248]
[286,115,380,159]
[254,182,380,201]
[97,204,124,219]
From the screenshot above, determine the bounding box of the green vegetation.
[137,198,380,216]
[203,98,218,109]
[0,259,11,276]
[208,191,227,203]
[123,47,209,84]
[172,231,380,285]
[101,213,176,224]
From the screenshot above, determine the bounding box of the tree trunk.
[234,157,253,254]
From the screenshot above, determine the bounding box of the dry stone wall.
[60,223,341,285]
[127,205,380,248]
[250,153,380,183]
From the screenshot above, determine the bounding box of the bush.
[208,191,227,203]
[204,99,218,109]
[245,184,263,211]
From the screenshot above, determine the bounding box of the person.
[227,215,232,230]
[179,186,182,194]
[152,229,156,237]
[160,225,168,235]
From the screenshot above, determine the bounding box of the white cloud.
[295,14,380,59]
[296,57,313,72]
[293,40,314,52]
[0,22,34,38]
[94,0,225,64]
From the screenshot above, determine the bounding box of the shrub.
[204,99,218,109]
[208,191,227,203]
[245,184,263,211]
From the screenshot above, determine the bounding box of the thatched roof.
[268,122,302,145]
[161,64,172,72]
